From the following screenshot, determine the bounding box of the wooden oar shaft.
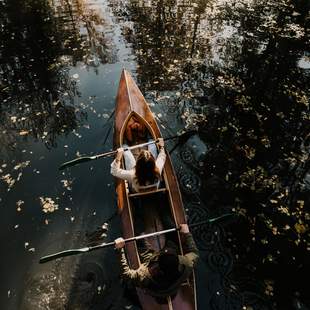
[59,140,160,170]
[39,247,90,264]
[39,213,233,264]
[59,130,197,170]
[39,227,178,264]
[94,140,160,160]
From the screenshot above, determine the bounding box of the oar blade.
[59,157,93,170]
[39,248,88,264]
[208,213,234,223]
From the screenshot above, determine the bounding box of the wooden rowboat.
[113,69,197,310]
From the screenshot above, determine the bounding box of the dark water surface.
[1,0,309,309]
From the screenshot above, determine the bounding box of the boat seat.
[128,188,167,198]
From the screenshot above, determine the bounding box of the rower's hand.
[179,224,190,234]
[114,237,125,249]
[157,138,164,148]
[116,148,124,161]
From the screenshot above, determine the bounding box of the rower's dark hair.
[135,150,160,186]
[158,250,179,276]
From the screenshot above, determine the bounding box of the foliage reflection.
[0,0,113,150]
[110,0,310,307]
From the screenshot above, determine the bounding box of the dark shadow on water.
[65,259,114,309]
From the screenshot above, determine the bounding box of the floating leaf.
[1,174,15,190]
[294,223,308,234]
[14,161,30,170]
[40,197,59,213]
[19,130,29,136]
[297,200,304,208]
[16,200,24,208]
[61,179,73,190]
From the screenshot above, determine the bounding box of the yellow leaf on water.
[297,200,304,208]
[16,200,24,207]
[19,130,29,136]
[294,223,308,234]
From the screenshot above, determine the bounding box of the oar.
[59,130,197,170]
[39,213,233,264]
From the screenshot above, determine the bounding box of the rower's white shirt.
[110,148,166,192]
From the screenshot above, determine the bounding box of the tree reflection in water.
[0,0,114,151]
[1,0,309,308]
[110,0,310,308]
[0,1,118,308]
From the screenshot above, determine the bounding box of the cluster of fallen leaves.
[39,197,59,213]
[76,99,111,120]
[238,166,279,192]
[0,161,30,191]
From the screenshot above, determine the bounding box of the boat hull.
[113,69,197,310]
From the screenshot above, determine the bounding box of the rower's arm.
[155,147,166,174]
[110,159,134,182]
[118,248,151,286]
[181,233,199,266]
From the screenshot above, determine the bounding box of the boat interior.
[121,113,180,255]
[130,191,179,253]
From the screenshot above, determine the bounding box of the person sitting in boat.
[114,224,199,299]
[125,115,146,144]
[110,138,166,192]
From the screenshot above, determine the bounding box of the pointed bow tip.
[120,69,134,85]
[121,68,129,75]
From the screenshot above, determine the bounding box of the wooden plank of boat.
[113,69,197,310]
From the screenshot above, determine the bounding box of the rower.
[114,224,199,300]
[110,138,166,193]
